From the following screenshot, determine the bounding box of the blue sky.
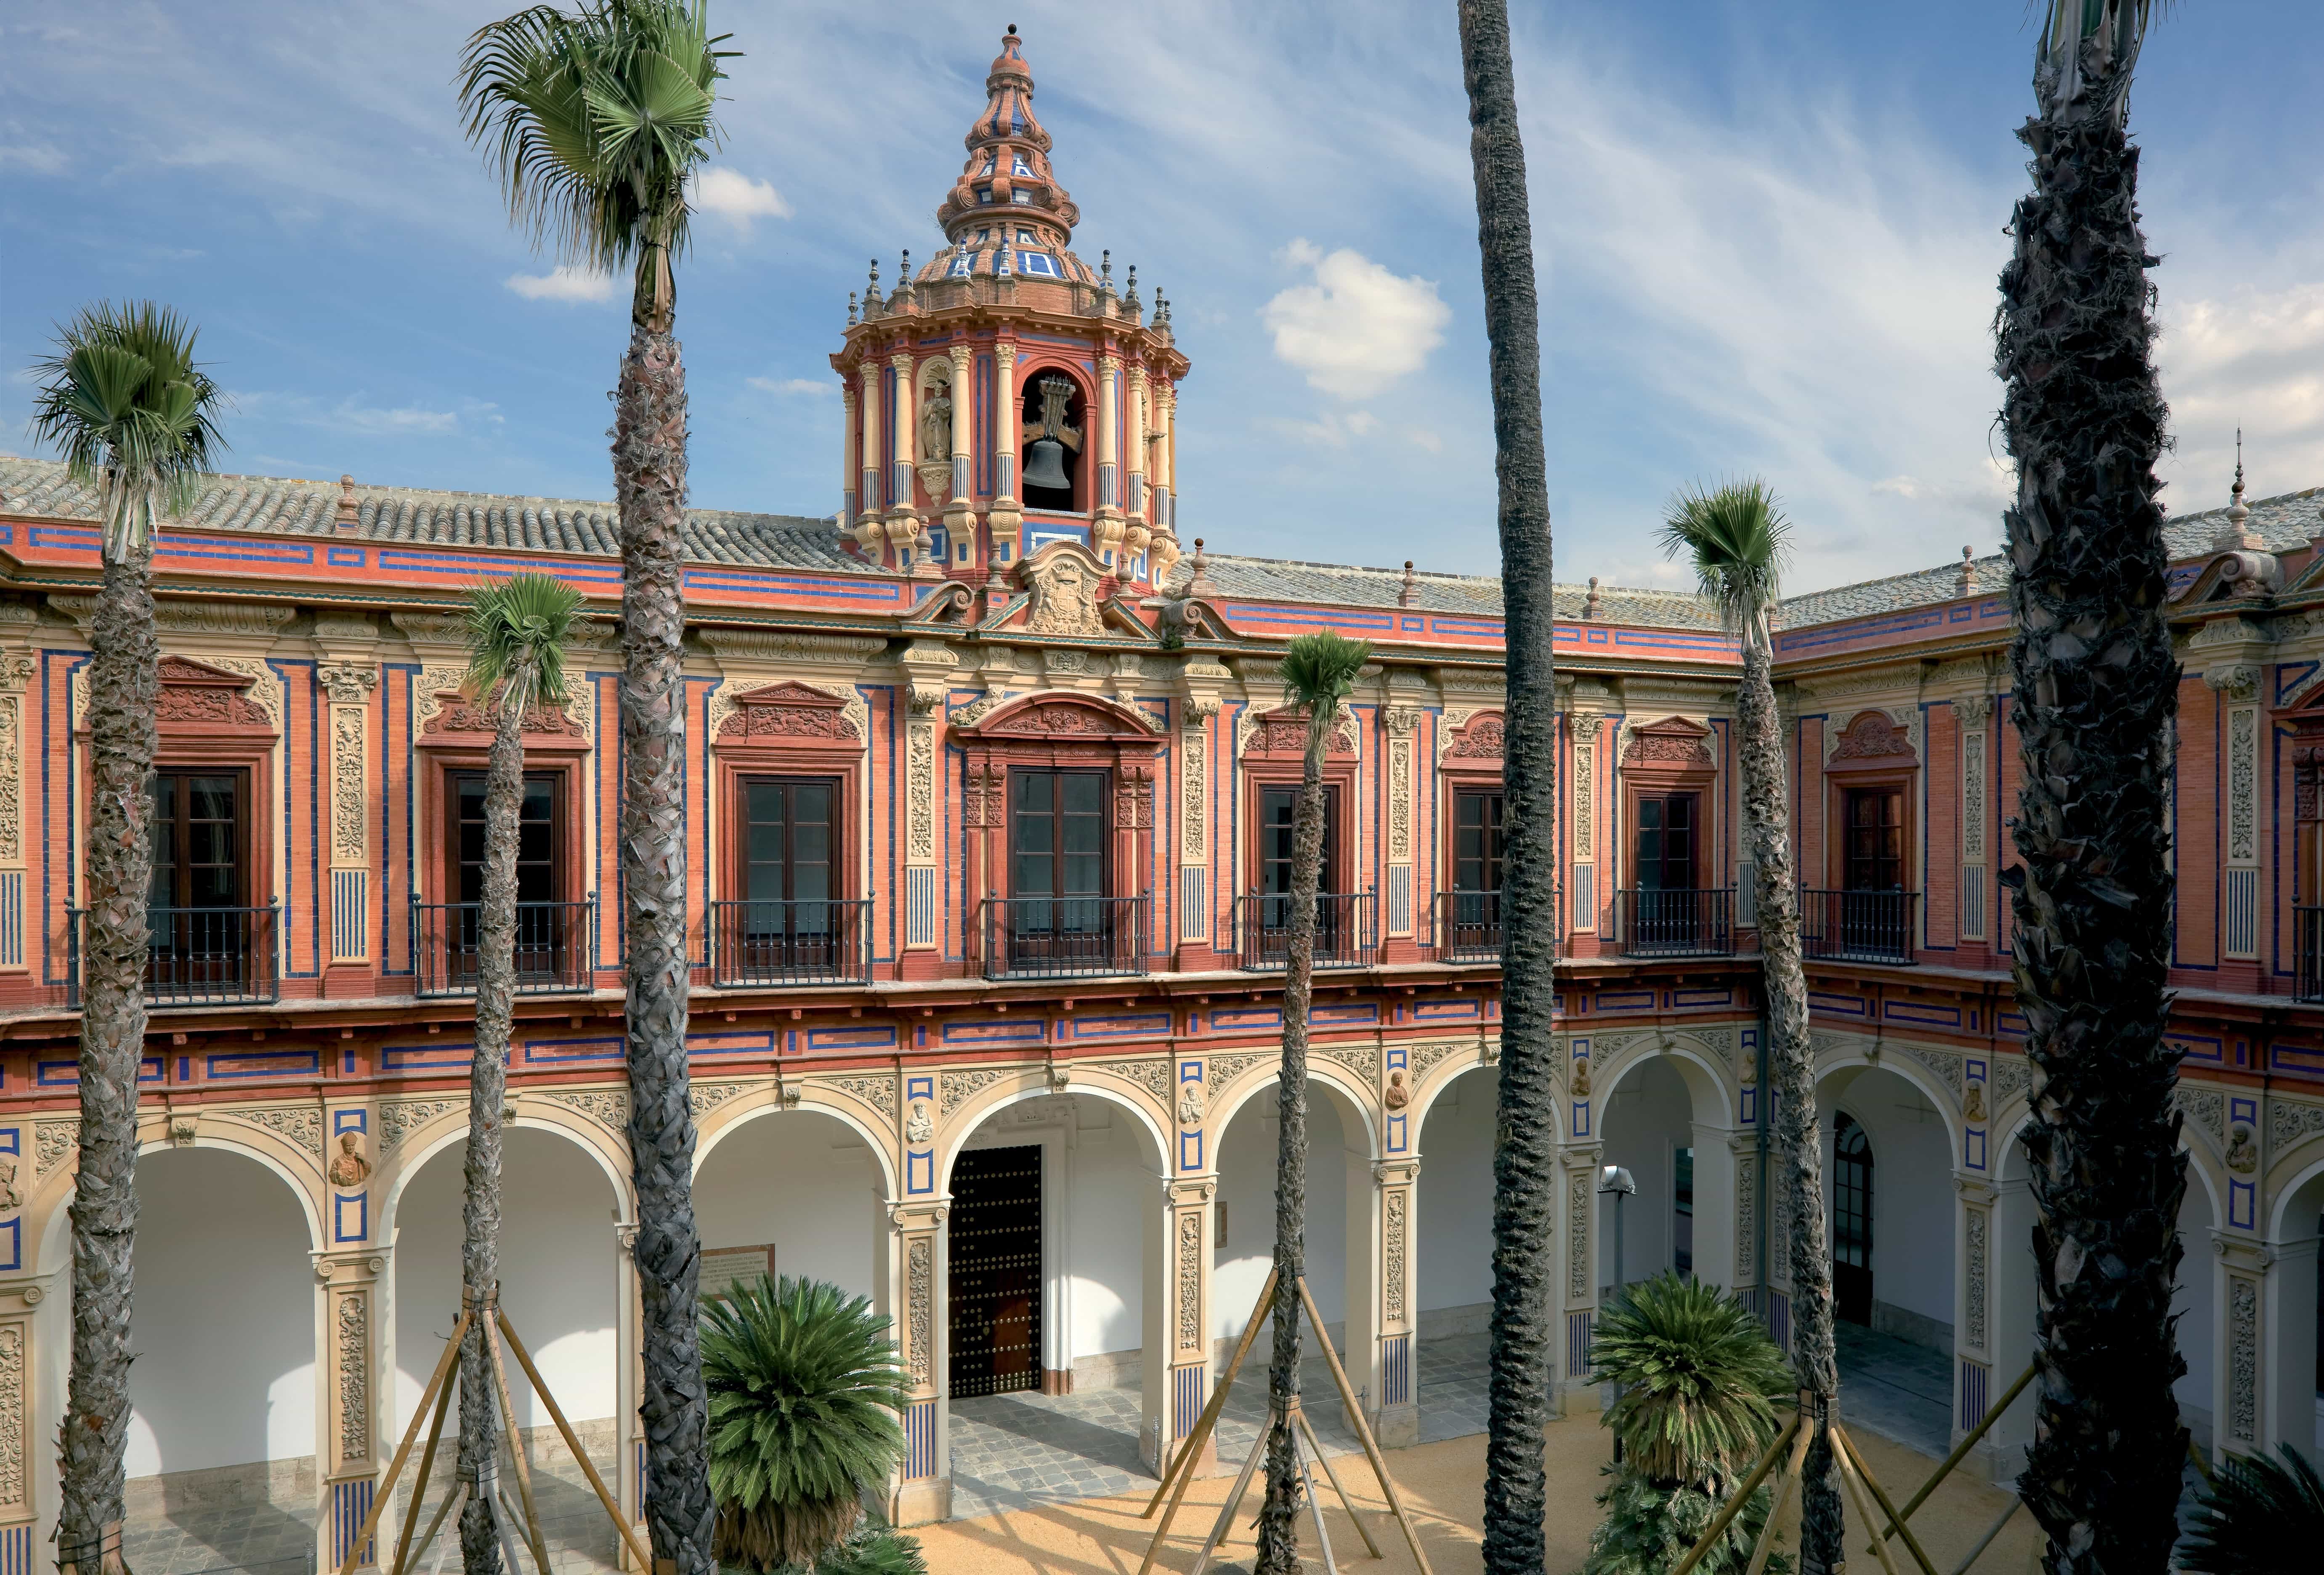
[4,1,2321,594]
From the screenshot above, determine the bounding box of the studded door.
[948,1144,1044,1397]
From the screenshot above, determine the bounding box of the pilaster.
[1381,705,1421,961]
[887,351,926,572]
[0,1272,46,1574]
[1153,1172,1218,1478]
[856,361,885,557]
[1091,353,1125,566]
[0,612,35,978]
[1558,1139,1604,1411]
[1370,1158,1420,1446]
[316,619,380,994]
[314,1246,389,1574]
[944,342,977,556]
[887,1200,951,1525]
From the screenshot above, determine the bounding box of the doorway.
[948,1145,1044,1398]
[1833,1111,1874,1326]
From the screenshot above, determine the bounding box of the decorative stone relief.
[1387,737,1413,862]
[550,1089,630,1130]
[907,1238,934,1388]
[1021,550,1105,636]
[1894,1042,1965,1099]
[1991,1057,2031,1111]
[710,680,869,745]
[941,1067,1008,1116]
[0,695,20,862]
[2227,1274,2258,1445]
[0,1325,22,1508]
[2269,1098,2324,1152]
[316,663,377,707]
[1176,1212,1202,1352]
[379,1099,462,1151]
[332,708,366,861]
[185,656,283,727]
[1734,1156,1756,1280]
[35,1120,78,1175]
[1115,1058,1171,1107]
[906,720,935,862]
[2175,1085,2227,1146]
[1965,1207,1989,1350]
[1384,1190,1408,1327]
[337,1292,369,1461]
[1206,1050,1273,1090]
[1567,1170,1591,1302]
[821,1074,898,1122]
[1181,726,1206,851]
[698,628,887,665]
[2227,707,2258,864]
[1320,1042,1380,1087]
[689,1082,749,1117]
[1409,1041,1467,1081]
[410,667,469,734]
[1962,728,1987,863]
[231,1106,325,1161]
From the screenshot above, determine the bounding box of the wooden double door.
[948,1145,1044,1397]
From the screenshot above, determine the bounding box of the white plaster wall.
[126,1148,316,1477]
[2172,1183,2215,1421]
[1836,1070,1956,1330]
[1214,1087,1351,1339]
[697,1110,878,1299]
[394,1127,618,1434]
[1599,1057,1692,1289]
[1416,1068,1495,1315]
[1060,1109,1150,1360]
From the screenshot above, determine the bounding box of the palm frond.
[463,573,585,722]
[2035,1,2171,125]
[2176,1442,2324,1574]
[459,0,731,323]
[1280,630,1373,753]
[1589,1272,1792,1491]
[1657,478,1789,643]
[26,300,226,562]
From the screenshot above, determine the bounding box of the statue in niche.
[919,378,953,464]
[329,1130,372,1188]
[1177,1081,1206,1127]
[1963,1083,1986,1122]
[1570,1056,1591,1098]
[906,1102,934,1145]
[0,1156,19,1212]
[2226,1123,2258,1174]
[1384,1070,1409,1111]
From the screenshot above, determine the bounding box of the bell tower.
[829,24,1188,597]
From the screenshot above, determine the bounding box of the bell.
[1022,437,1071,493]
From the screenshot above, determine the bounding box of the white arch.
[939,1076,1171,1184]
[29,1131,328,1275]
[378,1110,633,1242]
[1994,1107,2227,1223]
[698,1094,899,1198]
[2265,1151,2324,1241]
[1208,1056,1381,1160]
[1810,1045,1963,1158]
[1407,1055,1499,1137]
[1596,1035,1736,1129]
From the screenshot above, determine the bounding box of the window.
[744,779,834,907]
[1844,788,1904,891]
[1010,769,1107,957]
[455,773,560,906]
[1673,1146,1694,1277]
[1011,189,1033,205]
[1259,785,1339,896]
[1634,793,1697,890]
[1454,789,1505,892]
[976,185,993,204]
[150,771,247,910]
[948,251,973,278]
[980,154,995,176]
[1017,250,1059,277]
[1016,226,1035,243]
[1010,152,1034,177]
[1832,1112,1875,1324]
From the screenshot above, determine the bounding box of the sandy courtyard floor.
[914,1410,2049,1575]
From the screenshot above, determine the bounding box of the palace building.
[0,24,2319,1571]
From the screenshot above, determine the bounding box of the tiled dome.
[930,26,1085,274]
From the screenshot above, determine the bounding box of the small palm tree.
[461,8,734,1567]
[27,301,225,1575]
[1452,6,1564,1573]
[2177,1443,2324,1575]
[1582,1273,1794,1575]
[454,573,582,1575]
[701,1276,910,1572]
[1997,4,2188,1565]
[1254,629,1371,1575]
[1659,479,1841,1563]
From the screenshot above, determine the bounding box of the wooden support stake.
[486,1320,554,1575]
[1837,1427,1939,1575]
[1833,1426,1904,1575]
[1143,1267,1278,1519]
[1945,1495,2019,1575]
[1292,1401,1382,1559]
[1187,1418,1269,1575]
[389,1358,458,1575]
[1294,1419,1341,1575]
[496,1309,656,1575]
[1885,1360,2037,1541]
[1669,1413,1802,1575]
[402,1482,465,1575]
[1295,1275,1435,1575]
[338,1308,472,1575]
[1746,1408,1816,1575]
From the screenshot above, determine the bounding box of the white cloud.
[0,143,65,174]
[746,377,830,397]
[1264,409,1383,449]
[506,266,617,304]
[238,391,500,439]
[2156,279,2324,509]
[691,167,792,225]
[1262,240,1450,400]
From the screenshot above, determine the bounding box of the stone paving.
[1833,1320,1955,1460]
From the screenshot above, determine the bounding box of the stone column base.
[892,1476,952,1527]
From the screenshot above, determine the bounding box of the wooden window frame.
[1618,718,1719,895]
[1237,705,1362,901]
[444,769,569,909]
[727,774,848,906]
[1822,711,1920,894]
[149,767,255,910]
[707,681,869,909]
[1004,766,1113,903]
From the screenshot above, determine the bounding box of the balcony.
[1801,888,1920,966]
[411,896,597,998]
[2299,907,2324,1002]
[1432,888,1504,962]
[707,899,871,988]
[68,905,281,1008]
[1616,888,1736,958]
[1235,890,1379,972]
[980,896,1151,981]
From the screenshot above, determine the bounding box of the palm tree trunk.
[1455,6,1560,1573]
[614,320,714,1575]
[1256,732,1329,1575]
[1996,44,2186,1572]
[458,695,525,1575]
[60,545,158,1575]
[1734,628,1843,1570]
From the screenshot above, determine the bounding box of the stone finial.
[892,251,914,311]
[1186,537,1216,599]
[335,475,360,533]
[1957,545,1975,597]
[863,257,883,314]
[2217,428,2264,552]
[1124,263,1140,312]
[1583,575,1602,620]
[1399,560,1417,608]
[847,291,858,327]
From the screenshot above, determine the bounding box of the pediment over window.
[1445,710,1505,760]
[1830,710,1916,764]
[154,655,276,732]
[1621,716,1713,770]
[714,681,863,744]
[1243,705,1359,759]
[421,687,586,740]
[961,691,1162,741]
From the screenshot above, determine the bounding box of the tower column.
[1147,384,1180,584]
[946,342,976,570]
[1124,363,1152,578]
[856,360,885,559]
[1092,352,1125,565]
[841,382,858,525]
[888,350,925,571]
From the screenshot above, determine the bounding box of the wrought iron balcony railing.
[980,895,1151,980]
[411,895,596,998]
[1800,888,1920,966]
[67,904,281,1008]
[1616,888,1736,958]
[1235,889,1378,972]
[2296,907,2324,1002]
[1432,888,1505,962]
[707,899,871,987]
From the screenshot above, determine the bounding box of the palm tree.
[1659,480,1840,1569]
[1582,1272,1795,1575]
[1254,629,1370,1575]
[2177,1444,2324,1575]
[700,1275,908,1572]
[27,301,224,1575]
[455,574,582,1575]
[1995,5,2186,1567]
[1453,5,1562,1575]
[460,8,732,1567]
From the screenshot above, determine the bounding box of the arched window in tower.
[1020,374,1084,512]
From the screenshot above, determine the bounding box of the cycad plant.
[2176,1444,2324,1575]
[1659,480,1840,1562]
[1996,5,2187,1568]
[27,301,225,1575]
[1580,1273,1794,1575]
[461,8,735,1567]
[701,1275,910,1573]
[1255,628,1371,1575]
[455,573,582,1574]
